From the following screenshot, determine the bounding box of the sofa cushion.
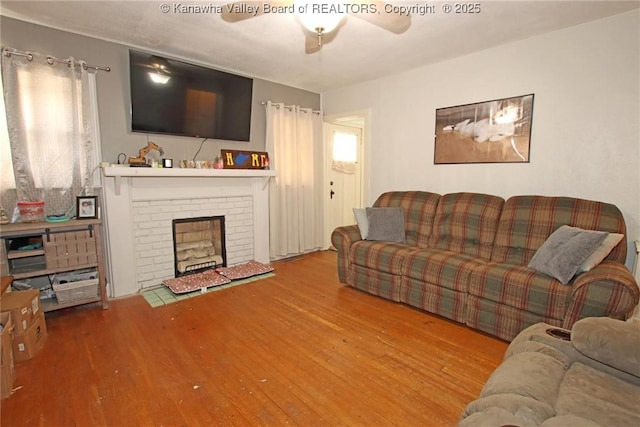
[461,394,555,426]
[403,248,485,292]
[491,196,627,266]
[430,192,504,260]
[373,191,440,247]
[571,317,640,377]
[366,207,405,242]
[480,352,567,407]
[459,406,538,427]
[527,225,608,284]
[469,262,572,319]
[555,362,640,427]
[349,240,415,275]
[505,340,572,368]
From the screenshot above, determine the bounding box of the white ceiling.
[1,1,638,93]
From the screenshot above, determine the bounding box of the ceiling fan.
[221,0,412,54]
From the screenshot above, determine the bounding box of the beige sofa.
[459,317,640,426]
[332,191,639,341]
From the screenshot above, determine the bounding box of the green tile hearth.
[141,272,275,307]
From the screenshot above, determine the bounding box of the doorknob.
[330,189,335,199]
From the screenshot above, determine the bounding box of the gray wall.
[0,16,321,164]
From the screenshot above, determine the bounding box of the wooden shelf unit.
[0,219,108,312]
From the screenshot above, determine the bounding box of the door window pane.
[332,131,357,163]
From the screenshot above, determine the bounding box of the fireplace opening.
[172,216,227,277]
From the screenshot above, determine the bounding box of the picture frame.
[76,196,98,219]
[434,94,534,164]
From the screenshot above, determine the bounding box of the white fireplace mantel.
[100,166,276,298]
[102,165,276,195]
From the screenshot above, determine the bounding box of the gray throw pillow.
[528,225,608,284]
[366,207,405,243]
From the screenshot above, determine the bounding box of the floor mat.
[141,272,275,308]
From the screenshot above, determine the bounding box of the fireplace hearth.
[172,216,226,277]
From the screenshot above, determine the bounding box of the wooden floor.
[1,251,508,426]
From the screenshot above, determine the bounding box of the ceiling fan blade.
[221,0,293,22]
[305,33,323,54]
[349,0,411,34]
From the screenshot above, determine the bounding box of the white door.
[324,123,363,248]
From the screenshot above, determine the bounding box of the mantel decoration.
[222,149,270,169]
[76,196,98,219]
[434,93,534,164]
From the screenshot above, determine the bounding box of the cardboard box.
[12,312,47,363]
[0,362,13,399]
[0,276,12,296]
[0,312,15,399]
[0,313,13,366]
[0,289,41,334]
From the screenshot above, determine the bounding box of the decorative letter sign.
[221,150,269,169]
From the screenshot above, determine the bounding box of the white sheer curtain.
[1,49,98,218]
[265,101,324,259]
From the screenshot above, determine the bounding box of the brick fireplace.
[101,168,274,297]
[131,196,252,289]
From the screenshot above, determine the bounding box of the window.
[16,69,89,188]
[332,131,358,163]
[1,50,101,216]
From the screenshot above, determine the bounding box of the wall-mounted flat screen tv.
[129,50,253,142]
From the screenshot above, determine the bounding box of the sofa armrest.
[509,322,640,386]
[571,317,640,377]
[331,224,362,283]
[563,261,640,329]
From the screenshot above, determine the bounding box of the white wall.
[322,10,640,269]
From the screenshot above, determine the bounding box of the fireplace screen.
[172,216,226,277]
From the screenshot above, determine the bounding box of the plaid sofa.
[331,191,639,341]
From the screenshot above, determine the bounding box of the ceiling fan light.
[295,1,345,34]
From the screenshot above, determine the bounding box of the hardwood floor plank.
[1,250,508,426]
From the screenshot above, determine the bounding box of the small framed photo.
[76,196,98,219]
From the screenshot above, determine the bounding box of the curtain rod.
[261,101,321,115]
[2,48,111,72]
